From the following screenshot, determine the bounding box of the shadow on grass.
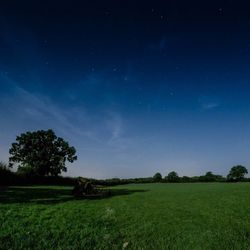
[0,186,148,204]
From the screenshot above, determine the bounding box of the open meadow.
[1,183,250,250]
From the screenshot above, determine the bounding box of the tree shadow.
[0,186,148,205]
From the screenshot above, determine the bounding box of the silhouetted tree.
[204,171,216,182]
[153,172,162,182]
[227,165,248,182]
[9,129,77,176]
[166,171,179,182]
[16,164,36,177]
[0,161,16,185]
[0,161,9,170]
[181,176,191,182]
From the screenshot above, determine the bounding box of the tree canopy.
[9,129,77,176]
[166,171,179,182]
[227,165,248,181]
[153,172,162,182]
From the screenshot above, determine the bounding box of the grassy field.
[1,183,250,250]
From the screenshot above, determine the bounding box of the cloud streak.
[201,102,220,110]
[198,95,220,110]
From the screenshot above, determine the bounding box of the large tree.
[153,172,162,182]
[9,129,77,176]
[203,171,216,182]
[166,171,179,182]
[227,165,248,182]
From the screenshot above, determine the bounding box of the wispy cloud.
[0,75,131,152]
[0,78,97,143]
[202,102,220,110]
[106,111,123,141]
[198,95,220,110]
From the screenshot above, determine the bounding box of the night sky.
[0,1,250,178]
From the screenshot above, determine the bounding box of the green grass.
[1,183,250,250]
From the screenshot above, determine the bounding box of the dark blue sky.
[0,0,250,178]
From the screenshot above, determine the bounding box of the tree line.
[152,166,248,183]
[0,129,249,186]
